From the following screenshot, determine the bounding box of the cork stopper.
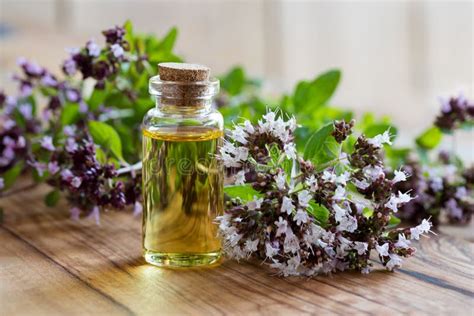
[158,63,210,82]
[149,62,219,107]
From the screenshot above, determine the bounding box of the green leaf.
[95,147,107,164]
[87,89,107,111]
[387,215,401,229]
[304,123,333,160]
[362,207,374,218]
[416,126,443,150]
[304,123,340,165]
[2,162,24,190]
[385,147,411,169]
[44,190,60,207]
[224,184,263,202]
[60,103,80,125]
[157,27,178,52]
[294,69,341,112]
[308,202,330,227]
[364,123,398,140]
[221,67,245,96]
[293,81,311,110]
[88,121,124,161]
[123,20,134,52]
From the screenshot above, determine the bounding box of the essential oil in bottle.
[142,63,224,267]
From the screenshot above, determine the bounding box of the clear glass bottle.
[142,63,224,267]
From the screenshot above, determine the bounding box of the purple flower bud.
[445,199,463,220]
[63,58,77,76]
[133,201,143,217]
[0,157,10,167]
[20,81,33,97]
[3,136,15,147]
[70,207,81,221]
[88,206,101,225]
[16,136,26,148]
[18,59,43,77]
[63,125,76,137]
[79,101,88,113]
[48,161,60,174]
[92,61,111,81]
[41,73,58,87]
[3,146,15,160]
[71,176,82,188]
[42,108,52,121]
[66,89,81,102]
[440,97,451,113]
[61,169,74,181]
[102,26,125,44]
[66,138,78,153]
[48,96,62,111]
[18,104,33,120]
[103,164,117,178]
[2,118,15,131]
[31,161,47,177]
[86,40,101,57]
[40,136,55,151]
[110,44,124,58]
[5,96,17,114]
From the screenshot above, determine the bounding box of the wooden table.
[1,184,473,315]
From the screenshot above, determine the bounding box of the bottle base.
[144,250,222,268]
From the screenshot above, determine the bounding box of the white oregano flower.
[353,242,369,255]
[274,217,288,237]
[385,191,414,212]
[333,186,346,201]
[410,219,432,240]
[335,171,351,186]
[297,190,312,207]
[247,196,263,211]
[284,143,297,160]
[294,209,309,226]
[392,169,408,183]
[243,120,255,133]
[281,196,295,215]
[322,170,337,183]
[386,254,403,271]
[394,234,411,249]
[305,175,318,192]
[231,125,248,145]
[244,239,259,253]
[234,170,246,185]
[376,243,389,257]
[275,171,286,190]
[367,130,392,148]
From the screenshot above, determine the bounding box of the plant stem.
[117,161,142,175]
[0,182,38,198]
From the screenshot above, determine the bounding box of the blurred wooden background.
[0,0,472,160]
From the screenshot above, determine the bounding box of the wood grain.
[1,183,473,315]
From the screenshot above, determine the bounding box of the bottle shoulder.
[143,107,223,131]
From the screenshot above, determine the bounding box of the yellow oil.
[142,126,224,267]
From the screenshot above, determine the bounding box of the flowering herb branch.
[217,111,433,276]
[218,68,474,226]
[0,21,181,222]
[0,20,472,232]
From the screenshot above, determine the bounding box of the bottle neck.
[155,96,213,115]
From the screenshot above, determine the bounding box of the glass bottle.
[142,63,224,267]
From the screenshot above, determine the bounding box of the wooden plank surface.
[1,184,473,315]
